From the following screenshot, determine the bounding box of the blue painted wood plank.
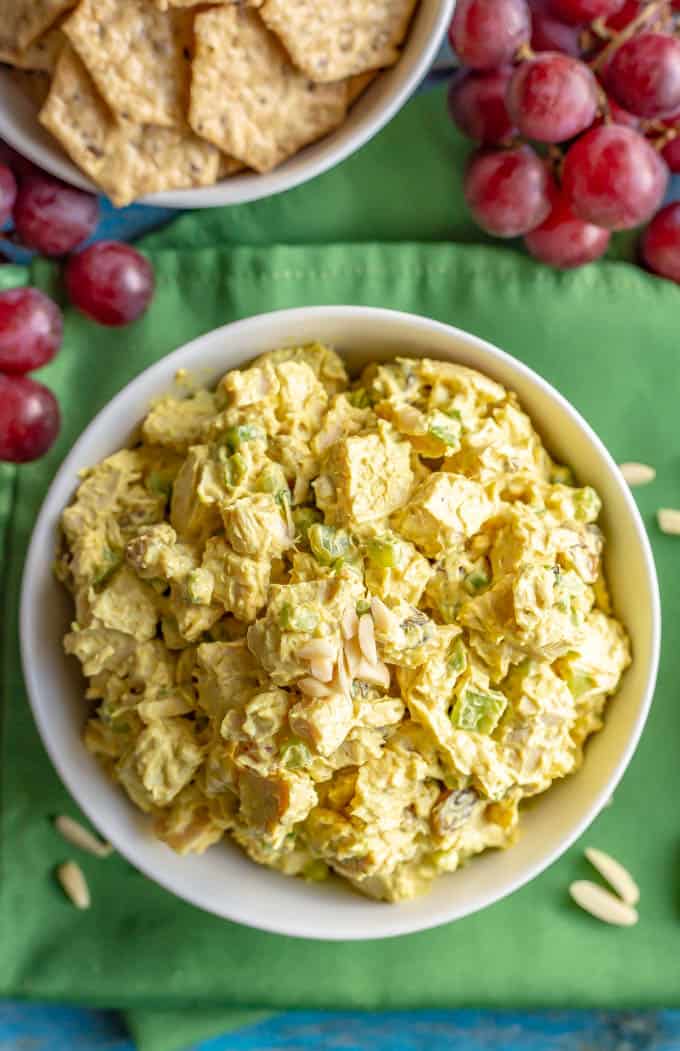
[3,1006,680,1051]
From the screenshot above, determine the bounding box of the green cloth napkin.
[2,86,680,1051]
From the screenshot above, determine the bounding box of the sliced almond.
[585,847,639,906]
[344,636,362,677]
[658,508,680,535]
[298,676,332,698]
[356,658,391,690]
[341,606,358,640]
[57,860,91,910]
[54,815,113,858]
[358,613,378,665]
[335,649,351,697]
[370,595,400,635]
[619,462,656,487]
[297,638,336,662]
[569,879,638,927]
[310,657,334,683]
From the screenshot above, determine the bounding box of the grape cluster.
[448,0,680,274]
[0,148,155,464]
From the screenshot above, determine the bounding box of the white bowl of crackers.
[0,0,454,209]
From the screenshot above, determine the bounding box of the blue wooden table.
[3,52,680,1051]
[1,1004,680,1051]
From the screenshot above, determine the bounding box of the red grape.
[12,172,99,256]
[562,125,668,230]
[640,202,680,282]
[606,33,680,118]
[661,134,680,172]
[0,373,60,463]
[65,241,155,326]
[548,0,624,24]
[524,189,610,267]
[449,0,530,69]
[464,145,552,237]
[0,287,63,374]
[447,68,516,144]
[606,97,640,129]
[605,0,642,30]
[0,164,17,226]
[0,140,38,181]
[506,52,598,142]
[529,0,582,57]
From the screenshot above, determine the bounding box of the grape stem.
[515,41,535,62]
[590,0,666,73]
[590,16,614,41]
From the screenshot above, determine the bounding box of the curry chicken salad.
[57,345,630,902]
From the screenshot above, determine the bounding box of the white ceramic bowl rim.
[0,0,454,209]
[20,306,661,940]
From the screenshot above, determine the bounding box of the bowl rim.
[0,0,455,209]
[19,305,661,939]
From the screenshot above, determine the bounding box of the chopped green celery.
[427,410,462,448]
[308,523,354,567]
[465,567,489,593]
[223,452,246,487]
[451,686,507,735]
[550,464,574,486]
[365,535,400,568]
[443,406,462,422]
[566,669,597,697]
[574,485,602,522]
[185,569,206,605]
[257,463,288,494]
[347,388,371,408]
[145,471,173,500]
[355,598,371,615]
[92,547,122,587]
[447,637,467,675]
[303,859,329,882]
[278,603,319,633]
[279,737,312,770]
[220,423,264,454]
[292,506,323,540]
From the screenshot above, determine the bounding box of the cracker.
[40,47,219,207]
[0,23,66,74]
[0,0,74,52]
[153,0,260,7]
[346,70,379,107]
[218,153,247,178]
[62,0,193,127]
[189,6,347,173]
[7,70,52,109]
[259,0,419,82]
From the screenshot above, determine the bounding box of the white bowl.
[0,1,454,209]
[20,306,660,940]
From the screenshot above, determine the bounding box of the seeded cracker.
[40,47,220,207]
[258,0,420,83]
[0,23,66,75]
[0,0,74,52]
[190,6,347,173]
[346,70,379,107]
[62,0,193,128]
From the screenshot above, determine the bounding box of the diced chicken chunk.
[313,421,413,528]
[395,472,494,557]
